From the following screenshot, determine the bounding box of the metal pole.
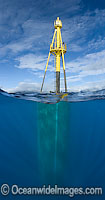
[40,52,50,92]
[62,51,67,92]
[56,27,60,93]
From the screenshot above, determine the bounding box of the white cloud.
[7,82,40,93]
[15,54,47,71]
[15,53,55,73]
[62,9,105,52]
[0,0,81,55]
[67,49,105,78]
[67,79,105,92]
[0,6,105,63]
[1,8,105,57]
[7,80,55,93]
[88,36,105,51]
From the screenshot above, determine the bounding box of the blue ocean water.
[0,89,105,199]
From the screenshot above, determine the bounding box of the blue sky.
[0,0,105,92]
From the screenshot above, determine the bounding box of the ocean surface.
[0,88,105,199]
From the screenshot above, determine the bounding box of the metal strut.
[40,52,50,92]
[59,30,67,92]
[62,51,67,92]
[40,30,56,92]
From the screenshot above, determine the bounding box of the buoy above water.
[41,17,67,94]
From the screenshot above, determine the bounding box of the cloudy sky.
[0,0,105,92]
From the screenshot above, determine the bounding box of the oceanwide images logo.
[0,184,103,198]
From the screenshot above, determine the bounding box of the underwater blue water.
[0,90,105,199]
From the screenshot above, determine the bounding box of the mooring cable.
[54,103,58,178]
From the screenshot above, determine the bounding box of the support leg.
[56,71,60,94]
[56,54,60,94]
[62,52,67,92]
[40,52,50,92]
[40,30,57,92]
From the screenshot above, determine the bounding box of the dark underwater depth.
[0,91,105,199]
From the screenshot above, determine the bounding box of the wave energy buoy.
[41,17,67,94]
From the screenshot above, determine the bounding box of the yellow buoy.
[41,17,67,94]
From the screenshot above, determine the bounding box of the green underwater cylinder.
[37,102,69,184]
